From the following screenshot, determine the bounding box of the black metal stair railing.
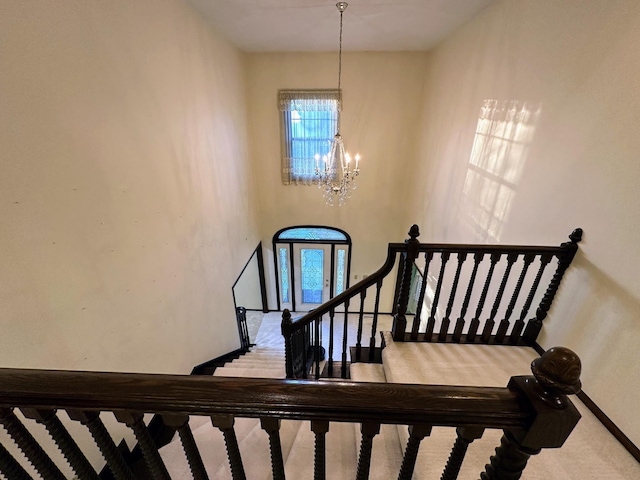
[282,224,582,380]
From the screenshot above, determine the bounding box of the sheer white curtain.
[279,90,341,185]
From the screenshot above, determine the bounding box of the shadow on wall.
[540,251,640,396]
[459,100,541,242]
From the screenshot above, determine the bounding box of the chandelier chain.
[338,7,343,96]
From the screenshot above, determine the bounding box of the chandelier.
[315,2,361,206]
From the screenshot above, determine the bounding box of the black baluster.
[67,410,136,480]
[481,253,518,343]
[236,306,249,351]
[440,427,484,480]
[0,408,65,480]
[341,299,350,378]
[411,252,433,340]
[439,252,467,341]
[495,254,534,343]
[453,253,483,342]
[356,423,380,480]
[302,324,310,379]
[425,252,450,341]
[163,414,209,480]
[21,408,99,480]
[392,225,421,341]
[509,254,552,345]
[315,316,321,380]
[356,290,366,361]
[481,432,540,480]
[311,421,329,480]
[0,441,34,480]
[397,424,431,480]
[468,253,501,342]
[523,229,582,344]
[260,418,286,480]
[115,411,170,480]
[211,415,246,480]
[281,309,294,378]
[369,279,383,361]
[328,309,335,377]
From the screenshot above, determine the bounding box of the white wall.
[233,247,264,311]
[246,52,428,311]
[0,0,259,374]
[409,0,640,445]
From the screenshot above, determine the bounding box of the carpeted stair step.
[231,358,284,367]
[241,351,284,359]
[243,348,284,355]
[213,367,286,378]
[205,418,303,480]
[160,415,265,479]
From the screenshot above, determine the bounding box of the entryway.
[273,226,351,312]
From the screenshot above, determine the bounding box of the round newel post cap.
[569,228,583,244]
[281,309,292,335]
[531,346,582,395]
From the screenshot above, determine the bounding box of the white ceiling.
[185,0,494,52]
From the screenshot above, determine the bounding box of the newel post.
[482,346,582,480]
[281,309,294,379]
[523,228,582,344]
[392,225,421,341]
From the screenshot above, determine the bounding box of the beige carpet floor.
[380,331,640,479]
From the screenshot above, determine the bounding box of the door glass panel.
[301,248,324,304]
[336,249,346,295]
[279,247,290,303]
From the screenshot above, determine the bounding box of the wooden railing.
[0,347,582,480]
[282,224,582,379]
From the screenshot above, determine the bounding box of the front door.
[293,244,331,311]
[273,226,351,313]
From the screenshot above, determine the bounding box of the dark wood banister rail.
[283,224,582,380]
[0,346,583,480]
[0,368,527,428]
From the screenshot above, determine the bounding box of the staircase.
[159,313,403,480]
[156,313,640,480]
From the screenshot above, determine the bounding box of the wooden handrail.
[0,368,528,429]
[288,239,577,335]
[0,348,583,480]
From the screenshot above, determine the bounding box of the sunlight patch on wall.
[460,100,540,242]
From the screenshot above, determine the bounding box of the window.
[279,90,341,185]
[276,227,347,242]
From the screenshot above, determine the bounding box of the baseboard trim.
[576,390,640,463]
